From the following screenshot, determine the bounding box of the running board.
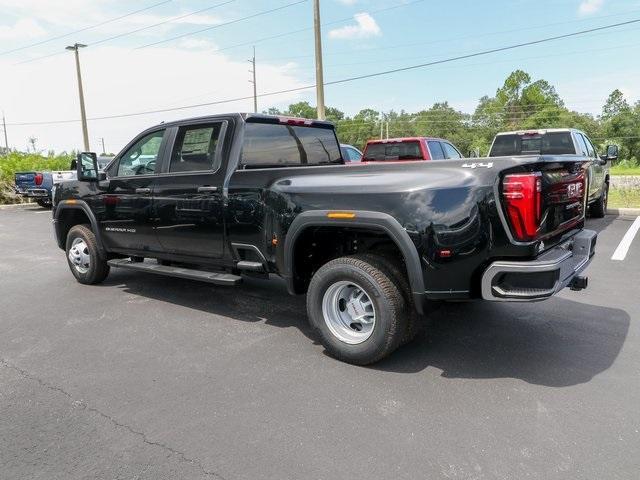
[107,259,242,286]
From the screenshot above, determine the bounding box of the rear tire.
[359,253,426,345]
[590,182,608,218]
[36,199,51,208]
[65,224,110,285]
[306,255,407,365]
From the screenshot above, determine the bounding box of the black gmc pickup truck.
[53,113,597,364]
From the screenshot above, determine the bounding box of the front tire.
[306,255,407,365]
[590,182,608,218]
[66,224,110,284]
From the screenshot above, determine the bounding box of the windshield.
[363,141,423,161]
[489,132,575,156]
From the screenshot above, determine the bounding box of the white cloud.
[0,45,308,153]
[578,0,604,15]
[336,0,358,5]
[329,12,381,40]
[0,18,46,40]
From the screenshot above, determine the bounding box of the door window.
[442,142,462,159]
[427,141,445,160]
[117,130,164,176]
[170,123,224,173]
[343,147,362,162]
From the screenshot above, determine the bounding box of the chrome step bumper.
[481,229,597,301]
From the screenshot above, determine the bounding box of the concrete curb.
[0,203,38,210]
[607,207,640,216]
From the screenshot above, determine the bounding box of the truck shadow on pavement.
[107,271,629,388]
[377,298,630,386]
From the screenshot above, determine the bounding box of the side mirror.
[77,152,99,181]
[605,144,618,163]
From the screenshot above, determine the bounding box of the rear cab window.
[363,141,423,161]
[240,120,342,168]
[489,132,576,157]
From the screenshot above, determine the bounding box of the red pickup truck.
[362,137,463,162]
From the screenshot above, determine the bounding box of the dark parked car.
[340,144,363,162]
[53,114,597,364]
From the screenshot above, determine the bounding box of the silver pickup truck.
[488,128,618,217]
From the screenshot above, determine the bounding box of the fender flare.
[54,200,106,255]
[283,210,426,314]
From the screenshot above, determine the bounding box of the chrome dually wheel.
[68,237,91,274]
[322,281,376,344]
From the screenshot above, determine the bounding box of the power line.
[134,0,309,50]
[14,0,235,66]
[203,0,426,57]
[260,6,640,62]
[1,0,172,56]
[90,0,235,47]
[7,17,639,127]
[13,0,424,66]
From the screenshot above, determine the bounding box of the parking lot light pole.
[2,111,8,155]
[66,43,90,152]
[313,0,325,120]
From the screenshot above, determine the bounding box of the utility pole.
[1,111,8,156]
[248,46,257,113]
[65,43,90,151]
[100,137,106,155]
[313,0,326,120]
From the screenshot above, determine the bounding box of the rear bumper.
[14,187,50,198]
[481,229,597,301]
[26,189,50,198]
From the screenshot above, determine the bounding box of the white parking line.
[611,216,640,261]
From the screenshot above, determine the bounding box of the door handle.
[197,186,218,193]
[135,188,151,194]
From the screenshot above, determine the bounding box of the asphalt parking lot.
[1,205,639,480]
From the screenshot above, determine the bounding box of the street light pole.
[2,111,8,155]
[248,46,258,113]
[313,0,326,120]
[66,43,90,152]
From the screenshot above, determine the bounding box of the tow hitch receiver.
[569,275,588,291]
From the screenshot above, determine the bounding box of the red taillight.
[503,172,542,241]
[34,173,43,185]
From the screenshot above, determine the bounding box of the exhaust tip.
[569,276,588,291]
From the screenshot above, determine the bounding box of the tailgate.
[51,170,76,184]
[498,156,588,244]
[14,172,36,191]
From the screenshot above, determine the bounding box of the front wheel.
[306,255,407,365]
[66,224,110,284]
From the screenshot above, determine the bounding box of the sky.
[1,0,640,153]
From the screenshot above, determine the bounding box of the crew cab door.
[152,120,229,259]
[98,128,167,252]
